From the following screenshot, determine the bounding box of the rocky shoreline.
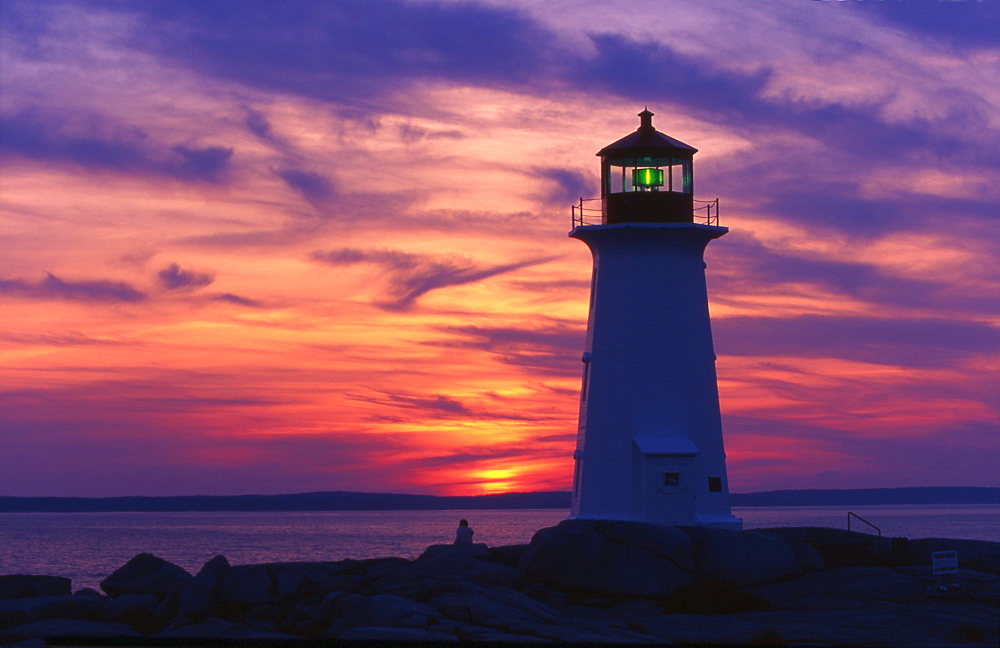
[1,521,996,646]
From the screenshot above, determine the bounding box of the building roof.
[597,109,697,159]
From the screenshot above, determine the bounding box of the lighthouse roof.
[597,109,697,159]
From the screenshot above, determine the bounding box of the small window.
[663,472,680,487]
[708,476,722,492]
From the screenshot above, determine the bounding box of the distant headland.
[1,487,996,513]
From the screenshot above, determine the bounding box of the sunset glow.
[1,0,997,497]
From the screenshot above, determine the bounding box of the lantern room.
[597,109,697,224]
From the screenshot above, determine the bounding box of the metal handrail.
[571,197,602,227]
[847,511,882,538]
[693,198,720,226]
[571,196,721,227]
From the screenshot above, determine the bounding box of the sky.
[1,0,997,498]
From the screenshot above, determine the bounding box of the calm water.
[0,505,996,591]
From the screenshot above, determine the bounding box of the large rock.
[102,593,158,631]
[427,584,653,643]
[275,562,345,587]
[0,595,106,630]
[429,582,568,633]
[488,544,530,567]
[277,599,329,636]
[100,553,192,598]
[418,543,490,561]
[326,592,440,635]
[336,626,458,641]
[221,565,272,606]
[517,519,695,597]
[149,583,183,630]
[397,549,528,592]
[755,527,888,568]
[906,538,1000,576]
[686,526,804,586]
[0,576,71,600]
[176,554,230,620]
[752,528,826,572]
[274,567,307,600]
[430,619,538,643]
[153,618,297,639]
[751,566,928,606]
[0,619,137,639]
[518,519,809,597]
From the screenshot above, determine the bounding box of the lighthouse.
[569,109,741,529]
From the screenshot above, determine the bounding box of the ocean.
[1,505,996,592]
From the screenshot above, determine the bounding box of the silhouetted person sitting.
[454,519,474,545]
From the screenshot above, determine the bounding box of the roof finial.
[638,107,654,131]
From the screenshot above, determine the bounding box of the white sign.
[932,550,958,575]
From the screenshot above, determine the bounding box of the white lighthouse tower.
[569,109,741,529]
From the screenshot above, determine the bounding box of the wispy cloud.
[110,0,560,104]
[209,293,263,308]
[158,263,214,291]
[0,273,145,303]
[399,443,566,469]
[275,168,336,205]
[429,324,583,375]
[0,110,233,182]
[0,331,123,347]
[845,1,1000,50]
[311,247,557,310]
[244,107,274,141]
[714,315,999,369]
[725,415,999,492]
[536,167,594,206]
[347,390,545,422]
[573,33,772,123]
[352,392,475,418]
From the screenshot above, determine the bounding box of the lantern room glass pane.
[681,160,692,194]
[632,168,664,190]
[605,157,692,195]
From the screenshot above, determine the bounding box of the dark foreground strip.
[14,638,649,648]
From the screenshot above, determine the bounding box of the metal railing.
[693,198,720,226]
[571,196,721,227]
[847,511,882,538]
[571,197,603,227]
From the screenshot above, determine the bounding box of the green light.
[633,168,664,188]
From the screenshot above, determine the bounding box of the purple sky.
[1,0,997,497]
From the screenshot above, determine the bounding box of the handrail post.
[847,511,882,538]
